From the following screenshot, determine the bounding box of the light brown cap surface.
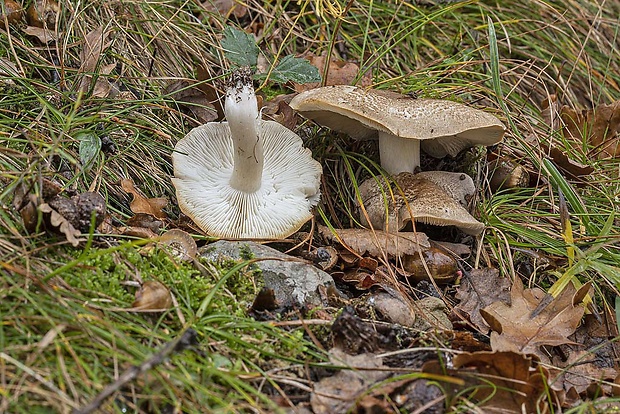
[289,85,505,157]
[358,172,484,235]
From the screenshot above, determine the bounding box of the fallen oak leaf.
[120,178,168,219]
[480,277,589,362]
[318,225,429,257]
[454,268,511,333]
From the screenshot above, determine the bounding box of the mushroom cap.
[358,172,484,235]
[289,85,505,157]
[415,171,476,207]
[173,120,322,239]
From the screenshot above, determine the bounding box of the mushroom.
[289,85,505,174]
[172,68,322,239]
[358,172,484,235]
[415,170,476,207]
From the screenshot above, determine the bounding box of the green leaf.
[221,26,259,67]
[265,55,321,84]
[77,131,101,172]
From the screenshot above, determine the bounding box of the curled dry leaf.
[79,26,112,73]
[22,26,58,43]
[38,203,82,247]
[132,280,173,311]
[120,178,168,219]
[319,225,429,258]
[480,277,589,361]
[200,0,247,19]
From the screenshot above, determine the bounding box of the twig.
[73,329,198,414]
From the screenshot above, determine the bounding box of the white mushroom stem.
[378,132,420,175]
[225,81,264,193]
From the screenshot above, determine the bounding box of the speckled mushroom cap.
[358,172,484,235]
[173,121,322,239]
[290,85,505,162]
[415,171,476,207]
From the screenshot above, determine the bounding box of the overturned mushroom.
[172,68,322,239]
[290,85,505,174]
[359,172,484,235]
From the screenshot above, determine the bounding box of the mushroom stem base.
[378,132,420,175]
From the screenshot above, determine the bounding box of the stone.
[200,240,337,308]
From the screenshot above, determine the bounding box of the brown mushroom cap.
[290,85,505,173]
[358,172,484,235]
[415,171,476,207]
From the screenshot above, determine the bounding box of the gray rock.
[200,240,336,308]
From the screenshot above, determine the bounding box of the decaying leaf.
[120,178,168,219]
[454,268,511,332]
[132,280,173,311]
[311,349,390,414]
[561,100,620,159]
[451,351,553,413]
[294,53,372,93]
[126,213,163,233]
[38,203,82,247]
[319,225,430,257]
[79,26,112,73]
[163,79,218,125]
[481,277,588,361]
[200,0,247,18]
[555,350,617,397]
[22,26,58,43]
[261,94,298,130]
[539,95,595,177]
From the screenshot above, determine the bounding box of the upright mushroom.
[290,85,505,174]
[172,68,322,239]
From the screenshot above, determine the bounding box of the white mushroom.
[289,85,505,174]
[172,68,322,239]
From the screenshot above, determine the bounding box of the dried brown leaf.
[38,203,82,247]
[454,268,511,332]
[561,100,620,159]
[481,278,586,361]
[22,25,58,43]
[164,79,218,124]
[294,53,372,93]
[79,26,112,74]
[319,225,429,257]
[200,0,247,18]
[131,280,173,311]
[452,351,553,413]
[311,349,390,414]
[120,178,168,219]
